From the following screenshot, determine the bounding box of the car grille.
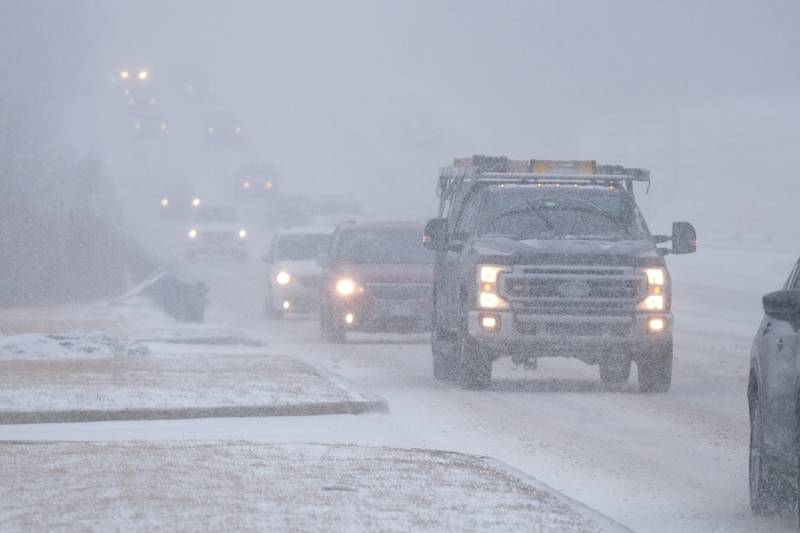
[201,231,234,245]
[501,265,643,318]
[368,283,431,301]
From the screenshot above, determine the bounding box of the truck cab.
[424,156,696,391]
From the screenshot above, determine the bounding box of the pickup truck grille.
[368,283,431,301]
[201,231,234,245]
[501,265,643,318]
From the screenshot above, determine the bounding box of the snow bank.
[0,442,626,533]
[0,331,149,360]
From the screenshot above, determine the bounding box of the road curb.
[0,397,387,425]
[483,457,635,533]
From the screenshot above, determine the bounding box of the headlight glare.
[238,229,247,239]
[276,271,291,285]
[188,229,198,239]
[644,268,665,286]
[638,294,664,311]
[336,278,357,296]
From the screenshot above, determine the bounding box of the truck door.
[440,193,482,332]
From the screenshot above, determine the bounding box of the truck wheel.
[599,359,631,384]
[458,331,492,389]
[432,329,458,381]
[637,344,672,393]
[264,289,283,320]
[321,309,346,343]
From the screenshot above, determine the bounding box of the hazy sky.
[84,1,800,233]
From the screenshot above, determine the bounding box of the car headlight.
[191,197,201,207]
[238,229,247,239]
[188,229,198,239]
[160,197,169,207]
[336,278,357,296]
[276,271,291,285]
[478,264,510,309]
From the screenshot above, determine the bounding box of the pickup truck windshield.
[275,234,332,261]
[479,189,648,241]
[335,228,434,264]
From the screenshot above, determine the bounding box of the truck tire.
[599,358,631,384]
[458,329,492,389]
[637,343,672,393]
[432,329,458,381]
[321,308,346,343]
[264,288,283,320]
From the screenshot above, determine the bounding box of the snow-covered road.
[181,242,799,533]
[3,239,798,532]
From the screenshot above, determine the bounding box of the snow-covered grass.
[0,332,383,422]
[0,442,623,533]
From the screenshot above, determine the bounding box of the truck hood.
[333,262,434,284]
[472,236,661,265]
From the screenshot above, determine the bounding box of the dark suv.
[424,156,696,390]
[748,258,800,519]
[319,222,434,342]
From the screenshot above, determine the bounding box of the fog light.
[345,313,354,325]
[648,317,666,332]
[282,301,291,310]
[480,314,500,331]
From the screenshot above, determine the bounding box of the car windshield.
[335,227,434,264]
[275,234,332,261]
[193,206,239,223]
[479,189,648,241]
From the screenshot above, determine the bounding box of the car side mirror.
[763,290,800,323]
[423,218,448,251]
[315,253,329,267]
[671,221,697,255]
[261,254,272,263]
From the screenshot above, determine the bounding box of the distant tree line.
[0,2,153,306]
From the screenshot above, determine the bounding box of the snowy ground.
[1,238,798,532]
[0,330,383,423]
[0,442,625,533]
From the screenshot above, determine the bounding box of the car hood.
[333,262,434,284]
[272,260,321,277]
[472,236,660,265]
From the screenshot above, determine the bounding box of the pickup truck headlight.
[336,278,360,296]
[188,229,198,239]
[238,229,247,239]
[276,271,291,285]
[637,267,667,311]
[478,265,510,310]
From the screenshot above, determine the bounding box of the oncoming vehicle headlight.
[160,197,169,207]
[637,267,667,311]
[478,264,510,310]
[188,229,198,239]
[276,271,291,285]
[191,197,201,208]
[238,229,247,239]
[335,278,357,296]
[638,294,665,311]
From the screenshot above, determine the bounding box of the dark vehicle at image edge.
[318,221,434,342]
[423,156,697,391]
[749,258,800,522]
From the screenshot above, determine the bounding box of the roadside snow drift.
[0,442,626,533]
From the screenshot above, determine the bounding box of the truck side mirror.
[423,218,448,251]
[315,253,329,267]
[671,221,697,254]
[763,290,800,323]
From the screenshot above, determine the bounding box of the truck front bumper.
[467,311,672,361]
